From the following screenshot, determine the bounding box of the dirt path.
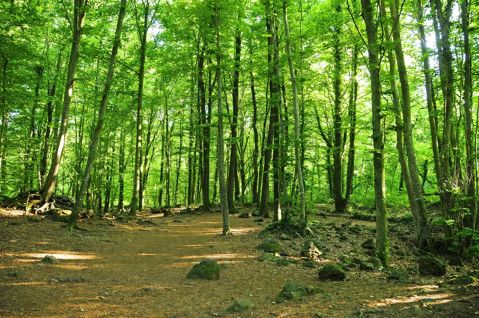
[1,210,478,317]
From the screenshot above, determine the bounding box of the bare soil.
[1,207,478,317]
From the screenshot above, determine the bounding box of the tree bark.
[214,1,230,235]
[361,0,388,266]
[283,0,306,225]
[68,0,126,228]
[41,0,88,202]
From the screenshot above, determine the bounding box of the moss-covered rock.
[256,238,283,253]
[418,255,446,277]
[227,299,254,312]
[361,238,375,250]
[186,259,220,280]
[257,252,281,262]
[386,268,409,282]
[41,255,59,265]
[317,263,346,281]
[276,281,319,302]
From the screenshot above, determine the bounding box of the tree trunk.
[214,2,230,235]
[227,21,241,212]
[389,0,431,247]
[250,53,260,205]
[361,0,388,266]
[68,0,126,228]
[41,0,88,202]
[345,45,358,201]
[283,0,306,225]
[460,0,476,228]
[332,2,345,213]
[131,1,150,216]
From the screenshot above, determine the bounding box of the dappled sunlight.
[4,251,97,261]
[230,226,257,235]
[406,284,439,292]
[180,253,254,260]
[369,292,453,308]
[4,281,47,287]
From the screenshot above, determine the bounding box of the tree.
[41,0,89,203]
[361,0,388,266]
[213,0,231,235]
[68,0,127,229]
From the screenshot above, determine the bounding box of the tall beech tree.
[41,0,88,203]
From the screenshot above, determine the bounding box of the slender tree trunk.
[415,0,442,191]
[41,0,88,202]
[131,2,149,216]
[250,45,260,205]
[174,122,183,205]
[361,0,388,266]
[0,56,8,193]
[227,21,241,212]
[283,0,305,225]
[431,0,455,217]
[345,45,358,201]
[68,0,126,228]
[460,0,476,228]
[118,129,126,211]
[214,1,230,235]
[390,0,431,247]
[40,53,61,186]
[331,2,345,213]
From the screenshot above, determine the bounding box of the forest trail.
[1,209,478,317]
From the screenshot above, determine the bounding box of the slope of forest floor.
[1,206,478,318]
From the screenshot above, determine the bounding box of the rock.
[300,240,323,261]
[52,277,86,283]
[361,238,375,250]
[257,252,282,262]
[238,212,251,218]
[256,238,283,253]
[276,281,318,302]
[186,259,220,280]
[386,268,409,282]
[317,263,346,281]
[418,255,446,276]
[279,233,290,240]
[41,255,59,265]
[227,299,254,312]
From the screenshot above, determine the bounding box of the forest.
[0,0,479,317]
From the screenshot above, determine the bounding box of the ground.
[1,207,478,317]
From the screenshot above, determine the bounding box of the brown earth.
[1,207,478,318]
